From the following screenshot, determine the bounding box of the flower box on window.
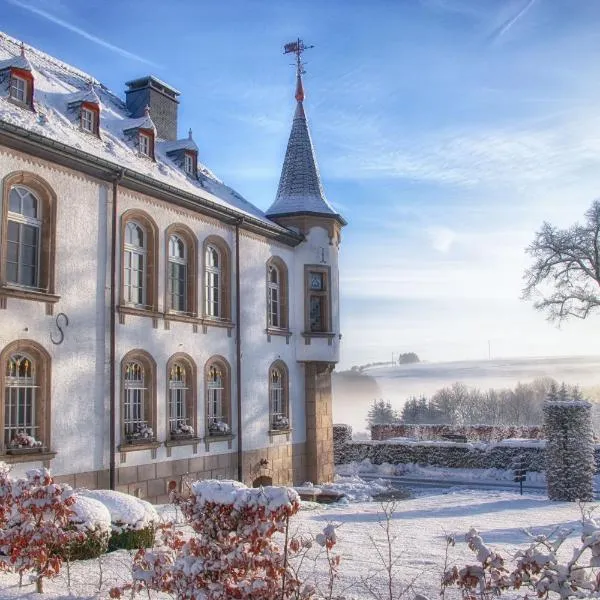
[126,424,155,444]
[271,415,290,430]
[7,431,45,453]
[170,423,195,440]
[208,421,231,436]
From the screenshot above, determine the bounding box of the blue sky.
[4,0,600,368]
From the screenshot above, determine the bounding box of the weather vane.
[284,38,314,71]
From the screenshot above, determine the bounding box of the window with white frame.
[139,132,151,157]
[7,186,41,288]
[168,363,189,434]
[184,153,195,176]
[123,361,147,438]
[123,221,146,306]
[9,75,27,104]
[4,353,38,447]
[81,107,95,133]
[267,264,281,328]
[207,363,228,433]
[168,235,187,312]
[269,364,289,430]
[205,244,221,318]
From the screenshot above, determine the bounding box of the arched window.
[120,211,157,312]
[2,173,56,300]
[7,186,40,288]
[266,257,289,330]
[203,236,231,321]
[205,244,221,318]
[168,235,187,312]
[121,351,156,443]
[167,355,197,438]
[269,361,289,431]
[206,357,231,435]
[0,340,51,453]
[123,221,146,306]
[268,264,281,327]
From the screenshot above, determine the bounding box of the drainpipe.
[235,219,243,482]
[109,170,123,490]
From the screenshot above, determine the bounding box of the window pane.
[21,224,38,246]
[21,194,37,219]
[310,296,323,332]
[9,189,21,213]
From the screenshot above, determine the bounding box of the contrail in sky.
[6,0,161,67]
[489,0,537,43]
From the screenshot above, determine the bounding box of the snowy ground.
[0,481,593,600]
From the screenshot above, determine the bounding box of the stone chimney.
[125,75,180,141]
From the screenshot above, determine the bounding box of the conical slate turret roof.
[267,73,345,224]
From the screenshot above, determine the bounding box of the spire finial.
[188,128,193,140]
[144,104,150,117]
[284,38,314,103]
[20,42,25,57]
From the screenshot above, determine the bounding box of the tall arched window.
[266,257,289,331]
[205,244,221,318]
[269,361,289,430]
[168,235,187,313]
[7,186,41,288]
[120,211,157,313]
[203,236,231,321]
[268,264,281,328]
[2,173,57,301]
[206,357,230,435]
[123,221,146,306]
[1,340,51,453]
[4,353,36,445]
[168,362,188,433]
[121,351,156,443]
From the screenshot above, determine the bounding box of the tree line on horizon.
[367,378,592,428]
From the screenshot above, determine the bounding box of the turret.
[267,39,346,364]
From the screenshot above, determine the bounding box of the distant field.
[333,355,600,435]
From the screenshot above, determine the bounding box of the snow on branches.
[0,465,84,593]
[110,479,315,600]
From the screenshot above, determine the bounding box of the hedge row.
[333,424,600,473]
[370,423,544,442]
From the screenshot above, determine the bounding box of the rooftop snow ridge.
[0,30,296,233]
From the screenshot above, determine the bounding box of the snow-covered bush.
[110,479,306,599]
[63,495,112,560]
[0,467,84,593]
[208,420,230,434]
[443,515,600,599]
[79,489,158,551]
[272,414,290,429]
[544,390,595,501]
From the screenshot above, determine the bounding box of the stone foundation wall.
[53,442,308,504]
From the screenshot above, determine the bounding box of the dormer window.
[139,132,152,158]
[184,152,196,176]
[81,107,95,133]
[10,74,27,103]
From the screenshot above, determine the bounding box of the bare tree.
[523,200,600,320]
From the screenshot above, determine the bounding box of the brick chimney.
[125,76,180,141]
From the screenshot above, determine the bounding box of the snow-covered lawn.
[0,484,592,600]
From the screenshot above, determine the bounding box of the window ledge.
[0,285,60,308]
[164,436,202,448]
[204,433,235,451]
[266,328,292,343]
[301,331,338,346]
[118,440,161,463]
[164,312,200,324]
[2,450,56,464]
[202,318,234,335]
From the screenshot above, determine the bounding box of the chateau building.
[0,32,345,502]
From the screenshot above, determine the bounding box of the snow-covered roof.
[122,113,156,134]
[267,89,344,224]
[162,135,199,154]
[0,32,298,236]
[0,53,31,72]
[66,86,101,107]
